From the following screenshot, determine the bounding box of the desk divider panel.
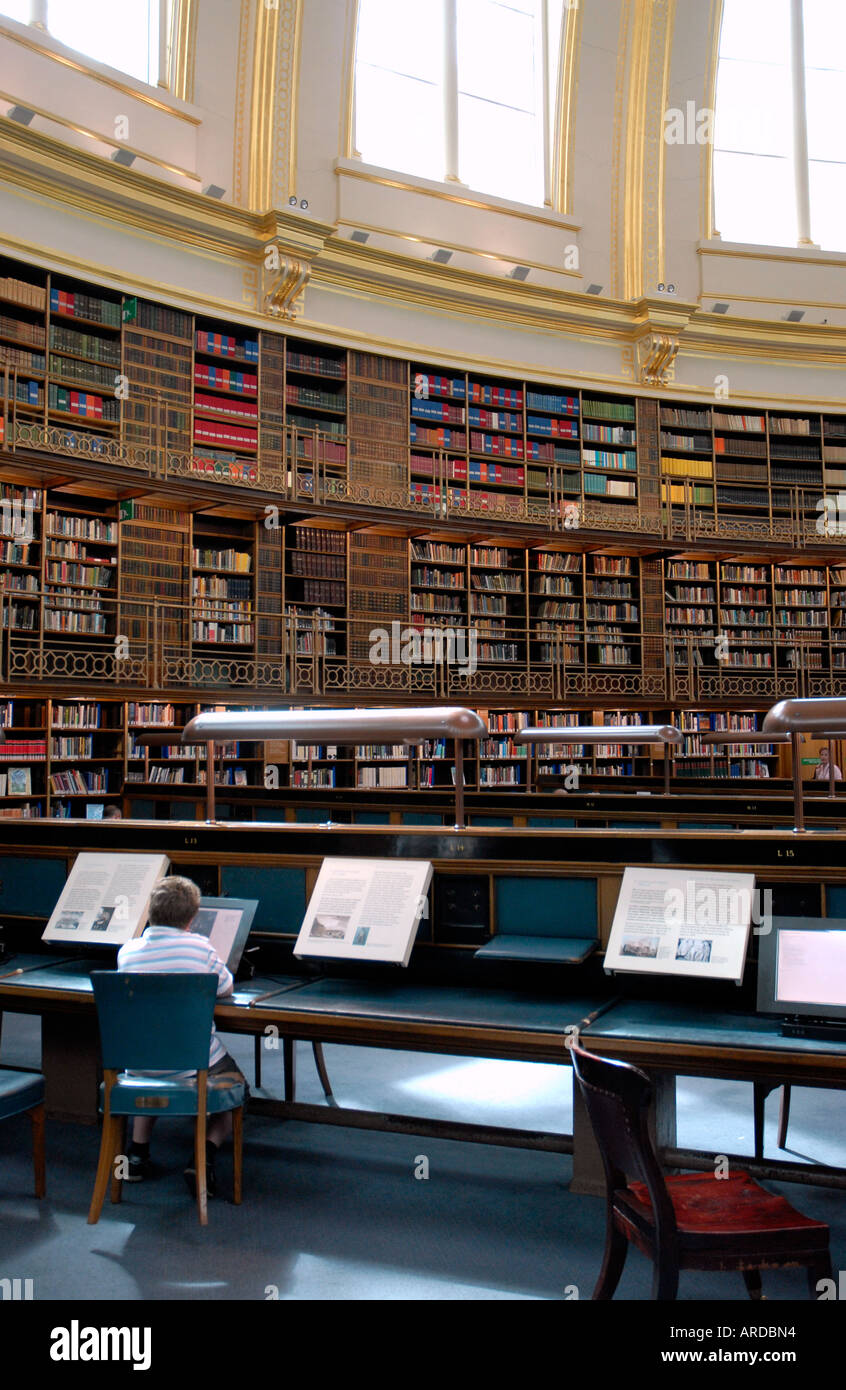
[0,856,69,918]
[494,876,598,940]
[220,865,307,934]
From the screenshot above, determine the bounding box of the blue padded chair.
[0,1070,45,1198]
[88,973,245,1226]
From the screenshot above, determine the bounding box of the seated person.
[117,875,246,1197]
[815,747,842,781]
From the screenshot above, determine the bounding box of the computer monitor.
[190,898,257,975]
[757,916,846,1023]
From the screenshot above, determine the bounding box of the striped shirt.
[117,925,233,1067]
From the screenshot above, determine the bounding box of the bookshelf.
[285,337,347,496]
[122,297,193,458]
[0,697,47,818]
[43,494,118,640]
[469,545,526,666]
[664,557,718,672]
[190,516,255,650]
[47,271,122,449]
[192,318,259,478]
[580,395,638,508]
[718,560,774,672]
[285,522,347,661]
[49,699,123,816]
[525,385,581,517]
[585,555,640,668]
[478,710,529,788]
[676,710,779,781]
[0,256,47,447]
[530,549,583,671]
[774,563,828,679]
[0,482,42,635]
[831,565,846,672]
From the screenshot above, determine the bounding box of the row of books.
[195,330,259,361]
[192,547,251,572]
[48,514,117,541]
[50,768,109,793]
[1,345,45,372]
[50,288,121,327]
[290,551,344,579]
[287,351,345,377]
[286,384,346,412]
[0,312,44,346]
[194,391,258,421]
[194,420,257,450]
[49,325,121,365]
[1,276,46,310]
[194,364,257,395]
[45,562,115,587]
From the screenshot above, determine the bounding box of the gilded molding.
[0,19,200,123]
[340,0,361,159]
[554,0,582,216]
[336,161,580,233]
[248,0,280,210]
[242,0,301,211]
[232,0,254,206]
[169,0,198,105]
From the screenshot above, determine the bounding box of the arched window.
[0,0,166,87]
[714,0,846,251]
[354,0,564,208]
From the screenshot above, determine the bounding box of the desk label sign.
[295,857,433,966]
[604,866,756,983]
[42,852,169,948]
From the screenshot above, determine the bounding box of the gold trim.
[560,0,583,217]
[610,0,632,298]
[169,0,198,105]
[0,17,200,124]
[702,291,846,311]
[248,0,279,210]
[699,243,846,269]
[336,162,580,232]
[288,0,304,201]
[334,219,582,279]
[340,0,361,159]
[702,0,723,239]
[0,88,200,182]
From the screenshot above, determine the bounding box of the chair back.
[570,1043,676,1230]
[90,972,218,1072]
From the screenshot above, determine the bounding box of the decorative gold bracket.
[262,248,310,321]
[636,331,679,386]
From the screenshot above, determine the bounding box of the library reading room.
[1,0,846,1341]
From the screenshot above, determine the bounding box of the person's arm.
[206,943,234,997]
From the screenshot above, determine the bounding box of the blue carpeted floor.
[0,1012,843,1300]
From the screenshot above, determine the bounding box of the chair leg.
[743,1268,763,1300]
[651,1260,680,1301]
[88,1114,122,1224]
[195,1073,208,1226]
[591,1220,628,1301]
[232,1105,243,1205]
[283,1036,296,1102]
[254,1034,262,1089]
[808,1253,833,1299]
[312,1041,334,1100]
[752,1082,768,1160]
[110,1117,127,1204]
[777,1085,792,1150]
[28,1103,45,1199]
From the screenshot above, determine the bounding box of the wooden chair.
[570,1044,831,1301]
[0,1069,45,1198]
[753,1081,791,1158]
[88,972,245,1227]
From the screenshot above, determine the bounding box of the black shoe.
[184,1148,217,1200]
[125,1151,152,1182]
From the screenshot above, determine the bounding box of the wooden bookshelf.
[190,515,255,650]
[585,554,640,669]
[285,521,347,663]
[43,493,118,641]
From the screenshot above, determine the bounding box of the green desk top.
[474,935,597,964]
[584,999,846,1057]
[252,977,602,1033]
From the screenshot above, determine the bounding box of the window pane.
[458,0,537,111]
[809,160,846,252]
[719,0,790,65]
[806,69,846,162]
[803,0,846,72]
[458,94,541,204]
[714,59,791,157]
[356,67,445,182]
[713,151,796,246]
[47,0,159,84]
[357,0,444,84]
[0,2,31,22]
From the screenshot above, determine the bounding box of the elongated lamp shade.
[513,725,683,794]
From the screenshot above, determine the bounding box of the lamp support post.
[664,750,670,796]
[829,739,836,799]
[205,741,216,823]
[792,732,804,833]
[454,739,465,830]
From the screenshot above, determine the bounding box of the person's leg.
[131,1117,155,1144]
[184,1054,246,1198]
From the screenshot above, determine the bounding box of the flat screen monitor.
[757,917,846,1023]
[189,898,257,975]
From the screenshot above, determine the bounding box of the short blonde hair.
[149,875,201,929]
